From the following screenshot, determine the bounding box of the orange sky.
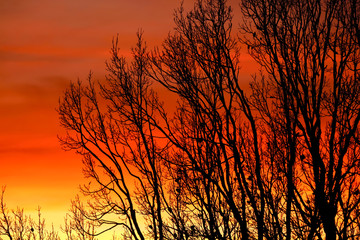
[0,0,254,237]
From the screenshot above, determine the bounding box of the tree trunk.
[320,203,337,240]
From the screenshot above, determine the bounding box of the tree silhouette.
[62,196,97,240]
[0,187,61,240]
[58,29,169,239]
[58,0,360,239]
[241,0,360,239]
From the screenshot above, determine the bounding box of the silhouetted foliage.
[58,0,360,239]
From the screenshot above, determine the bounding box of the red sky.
[0,0,253,237]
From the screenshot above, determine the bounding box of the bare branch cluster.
[0,187,61,240]
[57,0,360,239]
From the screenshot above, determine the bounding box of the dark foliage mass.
[6,0,360,239]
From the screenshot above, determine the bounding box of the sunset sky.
[0,0,251,237]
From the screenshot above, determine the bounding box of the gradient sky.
[0,0,253,237]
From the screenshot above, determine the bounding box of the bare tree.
[0,187,61,240]
[59,1,256,239]
[62,196,97,240]
[58,0,360,239]
[58,29,172,239]
[148,0,265,239]
[240,0,360,239]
